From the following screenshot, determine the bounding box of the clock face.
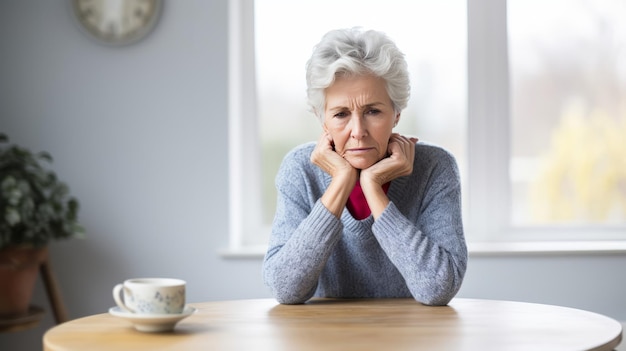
[72,0,162,45]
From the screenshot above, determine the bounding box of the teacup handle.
[113,284,135,313]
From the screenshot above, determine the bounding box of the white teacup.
[113,278,186,314]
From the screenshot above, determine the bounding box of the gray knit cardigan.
[262,141,467,305]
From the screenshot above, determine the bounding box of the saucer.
[108,306,196,332]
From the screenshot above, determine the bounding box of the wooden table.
[43,298,623,351]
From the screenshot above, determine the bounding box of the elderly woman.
[262,27,467,305]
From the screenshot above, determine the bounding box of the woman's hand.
[310,132,356,179]
[361,134,418,187]
[360,134,418,219]
[311,132,358,218]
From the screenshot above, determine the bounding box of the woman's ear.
[394,113,401,127]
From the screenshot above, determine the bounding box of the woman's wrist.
[360,178,389,219]
[321,168,357,218]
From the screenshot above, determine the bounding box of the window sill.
[219,245,269,259]
[219,241,626,259]
[467,241,626,256]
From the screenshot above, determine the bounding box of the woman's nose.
[350,116,367,139]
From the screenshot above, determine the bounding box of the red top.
[346,181,391,220]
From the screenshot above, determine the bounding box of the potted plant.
[0,133,85,318]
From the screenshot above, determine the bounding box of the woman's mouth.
[346,147,374,153]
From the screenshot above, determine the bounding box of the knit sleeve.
[262,146,343,304]
[372,147,468,305]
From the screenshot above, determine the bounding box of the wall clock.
[72,0,163,46]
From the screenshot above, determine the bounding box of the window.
[468,0,626,245]
[227,0,626,255]
[256,0,467,233]
[508,0,626,227]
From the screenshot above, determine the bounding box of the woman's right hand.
[310,132,355,179]
[311,132,358,218]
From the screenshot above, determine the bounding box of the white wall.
[1,2,625,350]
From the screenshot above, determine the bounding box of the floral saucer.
[108,306,196,332]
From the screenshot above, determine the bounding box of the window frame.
[223,0,626,257]
[467,0,511,242]
[227,0,269,254]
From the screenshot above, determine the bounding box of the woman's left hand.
[359,134,417,219]
[360,134,418,187]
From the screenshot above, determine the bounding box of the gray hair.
[305,27,410,121]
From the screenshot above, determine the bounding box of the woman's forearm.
[320,170,357,218]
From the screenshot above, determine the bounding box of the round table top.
[44,298,623,351]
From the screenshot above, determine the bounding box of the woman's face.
[323,75,399,170]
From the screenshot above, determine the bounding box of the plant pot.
[0,246,48,318]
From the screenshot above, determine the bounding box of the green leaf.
[0,135,86,249]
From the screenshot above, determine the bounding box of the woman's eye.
[334,112,348,118]
[366,109,381,115]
